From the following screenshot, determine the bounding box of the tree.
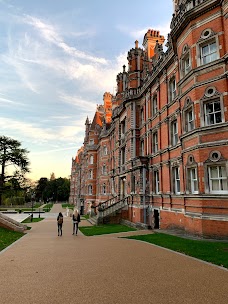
[0,136,30,205]
[35,177,48,202]
[50,172,56,180]
[34,176,70,203]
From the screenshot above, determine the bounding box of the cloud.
[58,92,98,111]
[30,146,80,155]
[0,96,25,106]
[1,12,130,99]
[23,15,108,65]
[117,22,171,42]
[0,117,85,143]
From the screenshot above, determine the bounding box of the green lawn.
[43,203,53,212]
[62,203,74,210]
[22,218,44,223]
[126,233,228,269]
[80,224,137,236]
[0,227,24,251]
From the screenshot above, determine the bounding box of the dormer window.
[180,44,191,78]
[197,29,219,66]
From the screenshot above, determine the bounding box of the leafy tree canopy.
[0,136,30,205]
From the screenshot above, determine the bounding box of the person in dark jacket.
[72,209,80,235]
[57,212,63,236]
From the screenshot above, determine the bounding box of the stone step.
[87,217,98,225]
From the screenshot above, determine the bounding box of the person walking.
[57,212,63,236]
[72,209,80,235]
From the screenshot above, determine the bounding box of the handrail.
[98,195,119,210]
[98,195,130,214]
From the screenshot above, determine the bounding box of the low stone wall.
[121,219,149,230]
[0,213,27,232]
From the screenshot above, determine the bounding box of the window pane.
[208,114,215,125]
[202,45,209,55]
[206,103,213,114]
[210,167,218,178]
[176,180,180,193]
[211,52,217,61]
[212,180,220,191]
[192,168,196,179]
[214,102,221,112]
[215,113,222,123]
[210,42,216,52]
[194,180,198,192]
[221,179,228,191]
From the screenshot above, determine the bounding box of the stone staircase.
[88,196,130,225]
[0,212,27,232]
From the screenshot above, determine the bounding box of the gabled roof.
[90,107,104,130]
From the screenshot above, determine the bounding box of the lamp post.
[39,199,41,218]
[31,193,35,222]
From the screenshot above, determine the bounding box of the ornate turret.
[103,92,112,124]
[142,29,165,60]
[127,40,144,89]
[84,116,91,143]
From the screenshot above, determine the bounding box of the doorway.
[154,210,160,229]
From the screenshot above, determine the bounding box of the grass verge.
[43,203,53,212]
[22,218,44,223]
[62,203,74,209]
[0,227,24,251]
[80,224,137,236]
[126,233,228,269]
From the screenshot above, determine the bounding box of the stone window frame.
[88,184,93,195]
[186,155,199,194]
[131,174,136,194]
[182,97,195,133]
[153,168,160,194]
[168,75,177,102]
[140,106,144,125]
[151,93,158,116]
[89,139,94,145]
[121,147,126,165]
[88,169,93,179]
[196,28,220,67]
[103,145,108,156]
[152,130,158,153]
[204,151,228,194]
[180,44,191,78]
[120,117,126,137]
[101,183,106,195]
[170,117,179,146]
[102,164,107,175]
[89,155,94,164]
[171,165,181,195]
[141,140,144,156]
[199,87,224,127]
[145,91,150,120]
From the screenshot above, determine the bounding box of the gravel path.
[0,204,227,304]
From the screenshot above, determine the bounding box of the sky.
[0,0,173,182]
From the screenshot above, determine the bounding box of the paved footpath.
[0,204,228,304]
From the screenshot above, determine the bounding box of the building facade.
[70,0,228,238]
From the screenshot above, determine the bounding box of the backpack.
[58,216,63,224]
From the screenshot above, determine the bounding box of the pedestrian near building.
[57,212,63,236]
[72,209,80,235]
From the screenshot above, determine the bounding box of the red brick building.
[70,0,228,238]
